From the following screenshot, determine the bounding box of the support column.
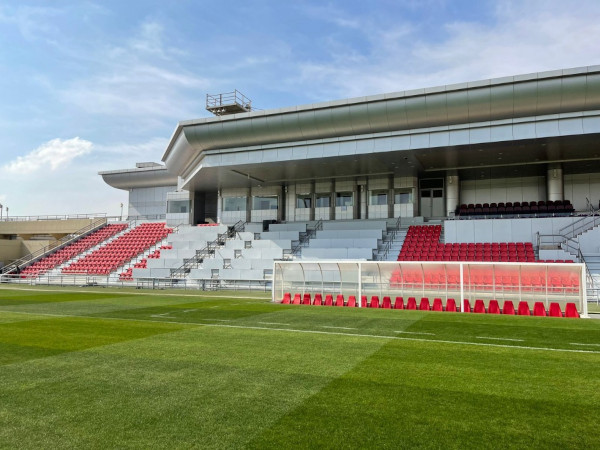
[546,163,563,202]
[445,173,460,216]
[217,190,222,224]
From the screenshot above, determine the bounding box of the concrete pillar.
[546,163,563,202]
[217,190,222,224]
[445,174,460,216]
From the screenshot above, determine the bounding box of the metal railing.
[0,213,107,222]
[1,218,108,274]
[169,222,246,279]
[377,217,403,261]
[292,220,323,255]
[206,90,251,110]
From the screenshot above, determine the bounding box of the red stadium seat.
[313,294,323,306]
[548,302,562,317]
[382,296,392,309]
[474,299,486,314]
[361,296,368,308]
[394,297,404,309]
[432,298,443,312]
[281,293,291,304]
[335,294,345,307]
[565,303,579,318]
[324,294,333,306]
[517,301,531,316]
[488,300,500,314]
[302,293,311,305]
[533,302,547,316]
[463,299,471,313]
[419,297,430,311]
[346,296,357,307]
[370,296,380,308]
[445,298,457,312]
[502,300,515,315]
[292,293,301,305]
[406,297,417,310]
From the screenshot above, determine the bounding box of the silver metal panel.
[535,119,560,138]
[445,89,469,125]
[468,86,491,122]
[513,81,538,117]
[425,92,448,125]
[410,133,429,149]
[385,98,408,130]
[448,129,469,146]
[586,73,600,109]
[366,101,390,130]
[404,95,428,129]
[558,118,584,135]
[512,123,536,140]
[329,105,355,136]
[355,139,375,154]
[469,127,491,144]
[561,76,587,111]
[582,116,600,134]
[489,83,514,120]
[536,77,562,114]
[390,135,411,150]
[348,102,373,135]
[490,123,514,142]
[429,131,450,148]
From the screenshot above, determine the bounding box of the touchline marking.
[199,318,231,322]
[258,322,291,326]
[569,342,600,347]
[2,309,600,355]
[394,331,435,336]
[321,326,357,330]
[476,336,524,342]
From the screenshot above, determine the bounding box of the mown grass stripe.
[1,309,599,355]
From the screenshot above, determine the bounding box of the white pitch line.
[199,318,231,322]
[321,326,357,330]
[1,309,600,355]
[394,331,435,336]
[258,322,291,326]
[476,336,524,342]
[183,309,197,313]
[569,342,600,347]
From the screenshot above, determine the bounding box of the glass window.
[336,192,353,207]
[296,195,312,209]
[370,190,388,206]
[223,196,246,212]
[167,200,190,214]
[315,194,331,208]
[394,190,413,204]
[252,196,278,210]
[432,189,443,198]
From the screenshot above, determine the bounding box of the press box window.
[252,196,278,210]
[315,194,331,208]
[394,190,412,204]
[336,192,353,207]
[223,196,247,212]
[369,190,388,206]
[296,195,312,209]
[167,200,190,214]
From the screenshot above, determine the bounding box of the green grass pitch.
[0,286,599,448]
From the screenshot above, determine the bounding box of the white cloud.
[2,137,92,174]
[293,0,600,99]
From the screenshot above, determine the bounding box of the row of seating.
[119,244,173,281]
[280,293,579,317]
[456,200,575,217]
[20,224,127,278]
[398,225,540,263]
[389,268,580,293]
[63,222,172,275]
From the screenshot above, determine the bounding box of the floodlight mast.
[206,90,252,116]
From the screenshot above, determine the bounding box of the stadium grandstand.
[2,65,600,317]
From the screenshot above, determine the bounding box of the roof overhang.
[99,165,177,190]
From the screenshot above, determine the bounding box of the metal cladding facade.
[161,65,600,190]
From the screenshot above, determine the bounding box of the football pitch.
[0,286,599,449]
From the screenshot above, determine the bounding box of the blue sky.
[0,0,598,217]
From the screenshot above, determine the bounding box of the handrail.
[377,217,403,261]
[0,213,107,222]
[1,217,108,274]
[558,205,600,239]
[169,223,244,279]
[292,220,323,255]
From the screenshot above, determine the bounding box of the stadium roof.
[103,65,600,191]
